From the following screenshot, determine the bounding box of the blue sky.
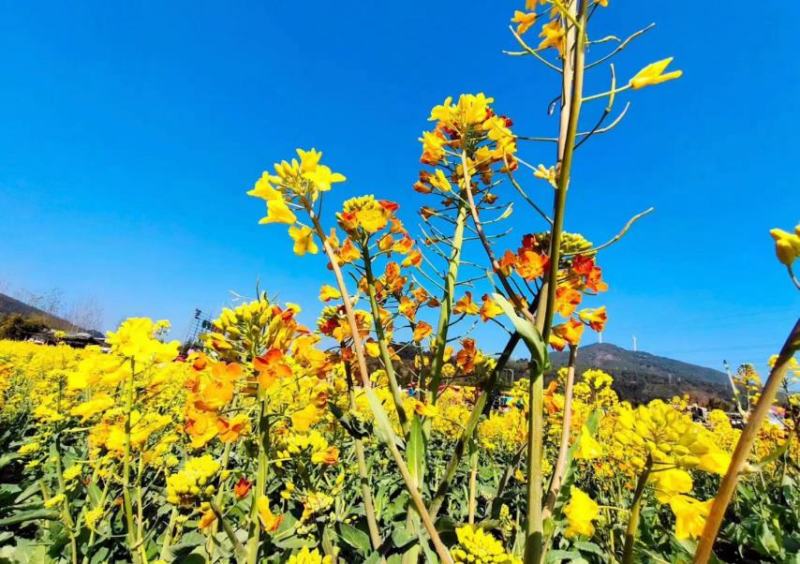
[1,2,798,373]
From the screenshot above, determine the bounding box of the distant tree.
[0,314,47,340]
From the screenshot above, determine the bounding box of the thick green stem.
[428,331,520,519]
[543,345,578,520]
[344,359,383,551]
[622,459,652,564]
[212,501,247,559]
[524,360,544,564]
[246,397,269,564]
[468,450,479,525]
[542,0,587,345]
[694,318,800,563]
[428,202,468,401]
[158,507,179,562]
[362,245,409,433]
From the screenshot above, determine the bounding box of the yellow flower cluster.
[450,525,521,564]
[165,454,220,505]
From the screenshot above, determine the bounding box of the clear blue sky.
[1,2,798,373]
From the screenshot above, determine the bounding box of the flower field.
[1,1,800,563]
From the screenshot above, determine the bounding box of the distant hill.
[0,292,102,336]
[510,343,732,406]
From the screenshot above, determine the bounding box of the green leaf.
[492,293,548,369]
[0,509,59,527]
[338,522,372,555]
[365,388,404,449]
[407,415,426,487]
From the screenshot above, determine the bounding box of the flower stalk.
[694,318,800,563]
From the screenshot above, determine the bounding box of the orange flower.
[311,446,340,466]
[198,509,217,531]
[516,249,547,280]
[185,408,219,448]
[393,235,414,254]
[234,477,252,499]
[479,295,503,322]
[584,265,608,292]
[402,249,422,268]
[217,414,251,443]
[498,250,517,276]
[549,319,584,351]
[413,321,433,342]
[257,497,284,533]
[454,291,480,315]
[555,285,582,317]
[571,255,595,276]
[191,352,209,371]
[254,348,293,390]
[399,296,418,322]
[378,233,394,252]
[338,238,360,264]
[578,306,607,332]
[319,284,341,302]
[538,19,565,56]
[455,338,478,374]
[543,380,560,415]
[511,10,537,35]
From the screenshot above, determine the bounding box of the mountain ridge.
[508,342,732,406]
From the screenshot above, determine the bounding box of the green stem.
[158,507,179,562]
[694,318,800,563]
[468,449,479,525]
[212,501,247,559]
[428,332,520,519]
[246,397,269,564]
[343,359,383,551]
[541,0,588,345]
[523,360,544,564]
[310,215,453,564]
[622,458,652,564]
[362,244,409,433]
[428,201,469,401]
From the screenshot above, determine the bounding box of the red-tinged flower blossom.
[549,318,584,351]
[579,306,608,332]
[456,338,478,374]
[517,249,548,280]
[555,285,583,317]
[235,477,252,499]
[571,254,595,276]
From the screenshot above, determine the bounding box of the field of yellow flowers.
[2,1,800,563]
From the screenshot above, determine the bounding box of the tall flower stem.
[309,214,453,564]
[543,345,578,520]
[467,449,479,525]
[694,318,800,563]
[524,359,545,564]
[428,330,521,520]
[542,0,587,345]
[525,3,586,561]
[622,457,652,564]
[343,360,383,551]
[362,245,409,433]
[246,396,269,564]
[428,201,468,400]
